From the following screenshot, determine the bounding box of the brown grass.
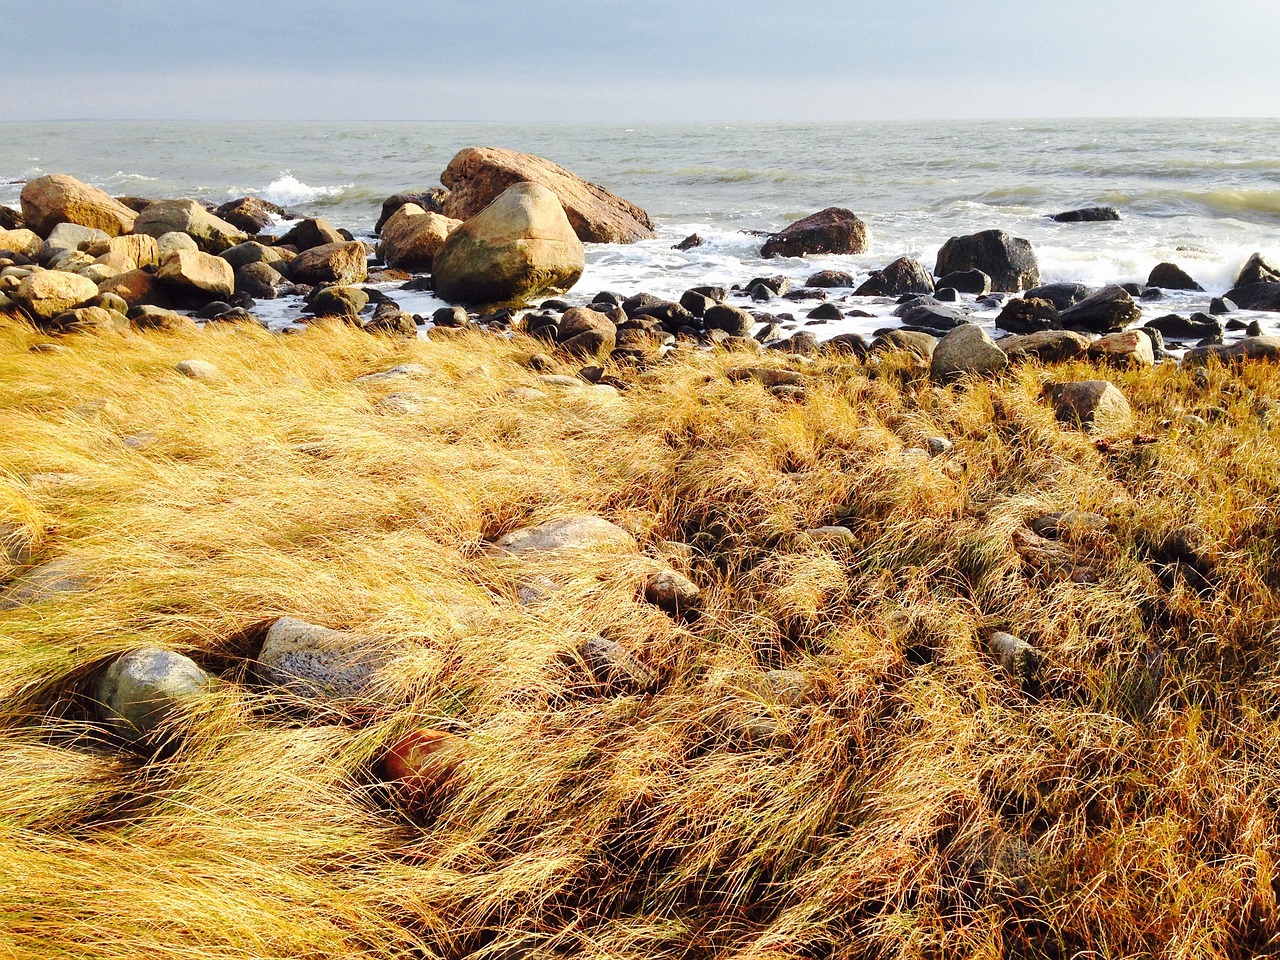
[1,315,1279,959]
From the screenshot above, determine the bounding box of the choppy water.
[3,119,1279,338]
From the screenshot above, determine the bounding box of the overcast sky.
[2,0,1277,121]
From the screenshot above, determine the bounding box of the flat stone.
[258,616,403,703]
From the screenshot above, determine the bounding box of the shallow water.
[3,119,1278,341]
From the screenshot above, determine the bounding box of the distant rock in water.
[855,257,935,297]
[761,208,869,258]
[1147,262,1203,291]
[934,229,1039,292]
[441,146,654,244]
[1050,206,1121,223]
[673,233,703,250]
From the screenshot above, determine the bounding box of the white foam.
[256,173,351,207]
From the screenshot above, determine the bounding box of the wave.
[254,173,353,207]
[1144,188,1280,223]
[671,166,799,185]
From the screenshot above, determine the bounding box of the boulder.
[1143,313,1223,340]
[872,329,937,359]
[986,632,1038,683]
[19,174,137,237]
[377,204,462,271]
[0,204,22,230]
[432,182,584,306]
[936,269,992,295]
[806,269,855,288]
[1050,207,1120,223]
[94,647,212,742]
[380,728,471,807]
[1058,285,1141,333]
[98,268,166,308]
[1233,252,1280,288]
[258,616,403,703]
[130,307,197,333]
[375,188,450,233]
[854,256,935,297]
[14,270,99,320]
[556,306,616,357]
[441,146,654,243]
[307,285,368,318]
[1183,336,1280,365]
[45,305,121,335]
[1087,330,1155,366]
[176,359,221,381]
[0,227,43,259]
[221,240,293,271]
[42,222,109,260]
[934,229,1040,292]
[86,233,161,268]
[275,217,344,252]
[491,514,635,555]
[157,250,235,302]
[132,200,248,253]
[235,262,288,299]
[998,329,1090,363]
[1043,380,1132,432]
[930,323,1009,383]
[1147,262,1203,291]
[703,303,755,337]
[1223,282,1280,313]
[157,231,200,258]
[214,196,285,234]
[896,298,968,331]
[1024,282,1091,310]
[761,207,869,258]
[642,568,701,616]
[996,297,1059,334]
[290,241,369,286]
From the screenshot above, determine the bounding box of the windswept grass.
[2,316,1280,959]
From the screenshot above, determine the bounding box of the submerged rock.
[1147,262,1203,291]
[1050,206,1120,223]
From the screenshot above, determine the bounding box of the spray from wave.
[254,173,352,207]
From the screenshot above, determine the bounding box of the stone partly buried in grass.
[380,728,473,810]
[1043,380,1132,432]
[258,616,406,704]
[94,646,213,743]
[432,182,585,307]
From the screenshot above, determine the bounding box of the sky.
[1,0,1277,121]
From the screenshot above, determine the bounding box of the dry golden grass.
[2,315,1280,959]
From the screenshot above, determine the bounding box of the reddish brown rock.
[377,204,461,271]
[1087,330,1155,366]
[380,728,471,807]
[290,241,369,286]
[19,174,138,237]
[215,196,286,234]
[441,147,654,244]
[761,207,870,259]
[98,269,167,308]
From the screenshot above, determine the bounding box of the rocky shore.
[4,146,1280,958]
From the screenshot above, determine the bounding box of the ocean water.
[3,119,1279,338]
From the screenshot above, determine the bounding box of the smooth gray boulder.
[95,646,212,741]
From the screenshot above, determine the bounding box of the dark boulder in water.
[1224,282,1280,313]
[806,269,854,288]
[744,275,791,296]
[703,304,755,337]
[996,297,1060,334]
[806,302,842,321]
[1147,262,1203,291]
[1233,252,1280,288]
[1144,313,1224,340]
[1024,282,1091,311]
[1051,206,1121,223]
[934,229,1039,292]
[761,207,869,258]
[673,233,703,250]
[215,197,285,235]
[936,269,992,295]
[1059,285,1141,333]
[854,256,935,297]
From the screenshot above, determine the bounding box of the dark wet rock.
[896,298,968,331]
[1147,262,1203,291]
[703,303,755,337]
[749,283,774,302]
[1050,206,1120,223]
[986,632,1039,683]
[768,331,820,356]
[689,285,727,303]
[1209,297,1236,315]
[930,323,1008,383]
[1058,285,1141,333]
[1183,336,1280,365]
[806,302,842,321]
[996,297,1060,334]
[745,275,791,296]
[0,204,23,230]
[1143,313,1223,340]
[824,332,869,358]
[806,269,855,288]
[783,288,828,302]
[934,229,1039,292]
[1023,282,1091,311]
[592,290,624,306]
[1043,380,1132,431]
[760,207,869,258]
[215,197,285,234]
[1234,252,1280,288]
[673,233,703,250]
[854,256,935,297]
[935,268,992,295]
[1147,524,1216,592]
[934,287,960,302]
[998,329,1090,363]
[872,329,937,359]
[1223,282,1280,312]
[235,261,287,299]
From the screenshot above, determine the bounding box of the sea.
[3,119,1279,339]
